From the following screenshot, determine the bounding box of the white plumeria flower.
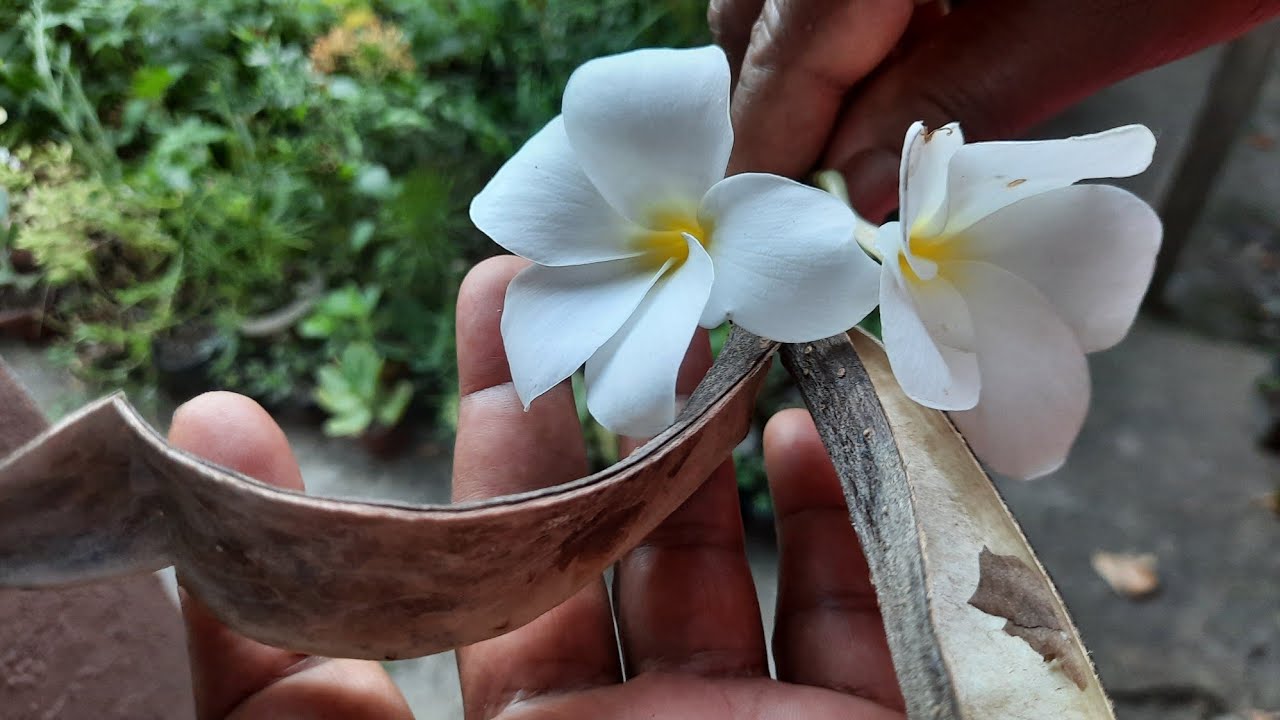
[471,46,878,437]
[877,121,1162,479]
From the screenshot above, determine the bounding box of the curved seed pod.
[0,329,776,660]
[783,330,1114,720]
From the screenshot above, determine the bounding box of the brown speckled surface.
[0,329,774,660]
[0,358,193,720]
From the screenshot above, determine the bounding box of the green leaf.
[298,314,336,339]
[354,164,394,199]
[858,307,883,340]
[375,380,413,428]
[323,406,372,437]
[326,76,361,101]
[313,364,347,392]
[314,384,364,417]
[340,342,383,400]
[349,219,376,251]
[130,66,180,101]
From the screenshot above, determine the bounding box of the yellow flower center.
[899,230,961,283]
[633,207,711,271]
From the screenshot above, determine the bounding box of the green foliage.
[300,284,382,347]
[0,0,709,432]
[314,341,413,436]
[0,142,179,383]
[3,144,172,285]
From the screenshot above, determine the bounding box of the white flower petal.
[900,121,964,236]
[874,220,904,259]
[948,261,1090,479]
[696,173,878,342]
[880,265,980,411]
[501,259,665,407]
[562,46,732,224]
[954,184,1162,352]
[586,237,715,437]
[470,116,643,266]
[941,124,1156,235]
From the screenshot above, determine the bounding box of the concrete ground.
[3,28,1279,720]
[1001,321,1279,720]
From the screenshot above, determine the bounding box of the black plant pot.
[359,422,413,460]
[152,323,230,400]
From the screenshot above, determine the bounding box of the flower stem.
[815,169,883,263]
[814,169,850,206]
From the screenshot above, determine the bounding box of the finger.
[169,393,411,720]
[824,0,1276,221]
[708,0,766,83]
[613,331,768,678]
[764,409,903,709]
[492,673,906,719]
[727,0,914,176]
[452,256,621,720]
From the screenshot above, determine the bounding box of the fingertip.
[762,408,822,473]
[728,0,913,177]
[456,255,529,326]
[169,391,303,491]
[456,255,530,396]
[836,147,901,224]
[763,409,845,517]
[227,659,413,720]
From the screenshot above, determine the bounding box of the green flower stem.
[815,169,883,263]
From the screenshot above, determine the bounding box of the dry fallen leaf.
[1091,551,1160,599]
[1246,132,1277,150]
[1256,491,1280,516]
[1242,710,1280,720]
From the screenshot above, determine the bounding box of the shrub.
[0,0,710,431]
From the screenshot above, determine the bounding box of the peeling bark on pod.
[0,330,775,659]
[782,330,1114,720]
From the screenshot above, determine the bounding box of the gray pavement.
[1000,321,1279,719]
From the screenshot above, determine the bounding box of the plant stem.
[815,169,884,262]
[26,0,116,179]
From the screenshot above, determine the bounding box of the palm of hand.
[168,258,905,719]
[456,259,905,720]
[495,673,903,719]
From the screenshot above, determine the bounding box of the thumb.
[720,0,914,177]
[823,0,1276,221]
[169,392,412,720]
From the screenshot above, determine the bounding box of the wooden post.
[1148,25,1279,309]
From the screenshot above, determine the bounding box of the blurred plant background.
[0,0,821,506]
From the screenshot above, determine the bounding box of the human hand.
[712,0,1277,220]
[452,256,905,719]
[169,395,415,720]
[165,255,908,720]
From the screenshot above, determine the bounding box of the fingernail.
[838,147,900,223]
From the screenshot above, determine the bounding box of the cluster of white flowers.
[471,46,1161,480]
